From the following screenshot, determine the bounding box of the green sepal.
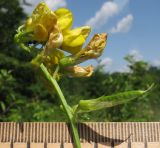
[59,56,76,67]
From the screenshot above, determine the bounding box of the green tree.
[0,0,61,121]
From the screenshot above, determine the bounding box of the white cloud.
[129,49,143,61]
[152,59,160,67]
[86,2,119,29]
[85,0,129,29]
[22,0,67,14]
[110,14,133,34]
[99,57,113,69]
[45,0,67,10]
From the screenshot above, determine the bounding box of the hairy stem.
[40,63,81,148]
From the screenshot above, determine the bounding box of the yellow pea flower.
[61,26,91,54]
[25,2,57,42]
[34,24,48,41]
[54,8,73,31]
[18,2,91,55]
[54,8,91,54]
[59,33,107,67]
[16,2,107,79]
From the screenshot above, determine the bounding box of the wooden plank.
[0,122,160,143]
[63,143,74,148]
[0,142,11,148]
[30,143,44,148]
[13,143,27,148]
[81,143,94,148]
[131,142,144,148]
[98,142,128,148]
[2,142,160,148]
[64,143,94,148]
[97,143,112,148]
[114,142,128,148]
[47,143,61,148]
[148,142,160,148]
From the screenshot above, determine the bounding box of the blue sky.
[23,0,160,72]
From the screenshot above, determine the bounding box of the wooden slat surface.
[0,142,11,148]
[0,142,160,148]
[0,122,160,143]
[47,143,61,148]
[0,122,160,147]
[131,142,144,148]
[30,143,44,148]
[13,143,27,148]
[147,142,160,148]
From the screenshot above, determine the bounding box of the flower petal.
[61,26,91,54]
[46,26,63,50]
[34,24,48,41]
[54,8,73,31]
[25,2,57,40]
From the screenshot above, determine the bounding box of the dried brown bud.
[65,65,94,77]
[75,33,107,63]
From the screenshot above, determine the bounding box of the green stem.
[40,63,81,148]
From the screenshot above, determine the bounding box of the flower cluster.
[15,2,107,78]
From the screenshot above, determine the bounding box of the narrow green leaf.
[75,87,151,113]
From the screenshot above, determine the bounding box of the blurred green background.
[0,0,160,122]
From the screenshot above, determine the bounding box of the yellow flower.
[16,2,107,79]
[55,8,91,54]
[21,2,91,55]
[54,8,73,31]
[25,2,57,42]
[59,33,108,67]
[61,26,91,54]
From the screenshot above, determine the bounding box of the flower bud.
[59,56,76,67]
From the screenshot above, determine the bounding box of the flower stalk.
[40,63,81,148]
